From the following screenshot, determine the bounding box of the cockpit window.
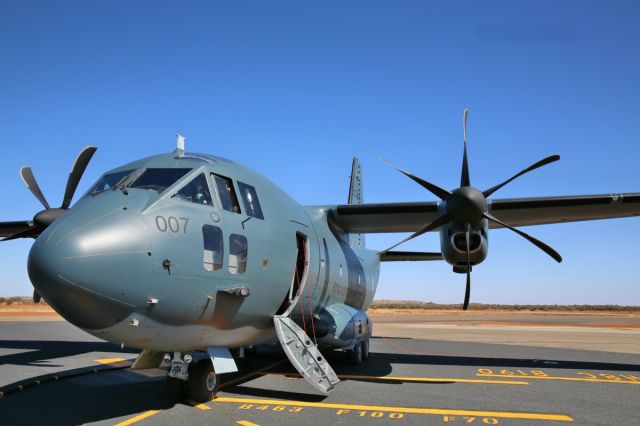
[129,168,192,194]
[88,169,135,195]
[172,173,213,206]
[213,174,241,213]
[237,181,264,220]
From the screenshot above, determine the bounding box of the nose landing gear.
[166,352,221,403]
[188,359,219,402]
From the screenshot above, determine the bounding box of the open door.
[273,233,339,393]
[276,232,309,316]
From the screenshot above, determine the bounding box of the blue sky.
[1,1,638,304]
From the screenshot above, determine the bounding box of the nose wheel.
[188,359,220,402]
[166,357,220,403]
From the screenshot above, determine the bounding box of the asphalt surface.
[1,319,639,425]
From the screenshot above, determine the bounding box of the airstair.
[273,315,340,393]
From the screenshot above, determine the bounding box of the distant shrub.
[5,299,13,306]
[370,300,640,311]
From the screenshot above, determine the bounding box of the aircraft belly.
[85,313,277,352]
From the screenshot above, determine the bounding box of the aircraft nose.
[28,200,151,330]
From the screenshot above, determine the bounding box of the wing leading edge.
[329,193,640,233]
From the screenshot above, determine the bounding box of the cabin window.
[213,174,241,213]
[228,234,248,274]
[172,173,213,206]
[130,168,192,194]
[202,225,223,271]
[237,181,264,220]
[88,169,135,194]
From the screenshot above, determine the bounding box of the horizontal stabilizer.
[379,251,443,262]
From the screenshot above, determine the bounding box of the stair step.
[273,315,340,393]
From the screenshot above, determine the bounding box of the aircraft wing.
[329,193,640,233]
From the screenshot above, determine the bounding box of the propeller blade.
[0,220,33,238]
[482,155,560,198]
[484,212,562,263]
[461,108,471,187]
[1,226,40,241]
[62,146,97,209]
[20,167,50,209]
[463,224,471,310]
[463,269,471,310]
[379,213,450,254]
[381,158,451,201]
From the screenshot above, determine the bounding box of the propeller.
[0,146,97,241]
[380,109,561,309]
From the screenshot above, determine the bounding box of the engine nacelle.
[312,303,371,350]
[439,220,489,271]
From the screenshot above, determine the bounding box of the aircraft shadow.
[258,347,640,387]
[341,351,640,376]
[0,339,133,368]
[223,384,327,402]
[0,370,175,426]
[2,340,638,424]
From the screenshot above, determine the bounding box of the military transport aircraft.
[1,111,638,402]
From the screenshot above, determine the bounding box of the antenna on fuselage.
[176,134,186,154]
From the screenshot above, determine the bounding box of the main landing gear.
[165,353,220,403]
[345,337,370,364]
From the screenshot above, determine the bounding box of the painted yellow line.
[95,358,132,368]
[236,421,260,426]
[477,374,640,385]
[95,358,127,364]
[220,360,287,388]
[191,402,212,411]
[267,371,528,385]
[213,397,574,422]
[114,410,159,426]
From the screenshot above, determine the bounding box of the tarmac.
[1,313,639,425]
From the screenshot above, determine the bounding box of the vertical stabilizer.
[348,157,365,248]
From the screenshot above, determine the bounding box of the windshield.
[88,169,135,195]
[129,168,192,194]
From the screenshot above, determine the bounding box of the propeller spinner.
[381,109,561,310]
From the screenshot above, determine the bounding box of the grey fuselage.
[27,151,379,352]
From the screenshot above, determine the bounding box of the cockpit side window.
[213,174,241,213]
[88,169,135,195]
[129,168,192,194]
[237,181,264,220]
[202,225,223,271]
[172,173,213,206]
[229,234,248,274]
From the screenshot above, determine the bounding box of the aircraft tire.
[347,342,363,364]
[188,359,219,403]
[166,376,187,401]
[362,339,370,361]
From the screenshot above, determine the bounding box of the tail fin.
[347,157,365,248]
